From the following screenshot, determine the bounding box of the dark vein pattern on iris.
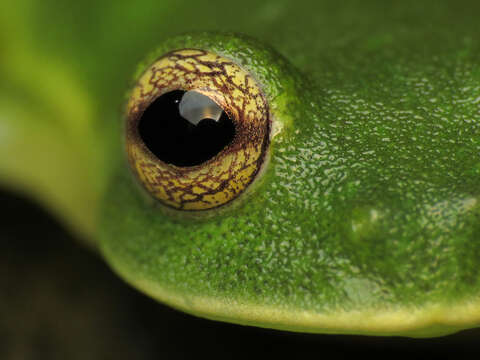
[126,49,270,210]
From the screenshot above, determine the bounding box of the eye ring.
[125,49,270,210]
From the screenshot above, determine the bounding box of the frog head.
[3,0,480,338]
[98,30,480,337]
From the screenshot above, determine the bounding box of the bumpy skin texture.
[100,27,480,336]
[2,0,480,337]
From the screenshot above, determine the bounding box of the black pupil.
[138,90,235,167]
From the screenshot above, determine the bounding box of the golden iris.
[125,49,270,210]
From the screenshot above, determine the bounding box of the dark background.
[1,190,480,359]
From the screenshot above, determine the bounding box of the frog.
[2,0,480,338]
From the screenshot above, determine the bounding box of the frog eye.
[125,49,270,210]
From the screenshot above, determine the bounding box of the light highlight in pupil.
[126,49,270,210]
[180,90,224,125]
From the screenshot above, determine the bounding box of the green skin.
[2,0,480,337]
